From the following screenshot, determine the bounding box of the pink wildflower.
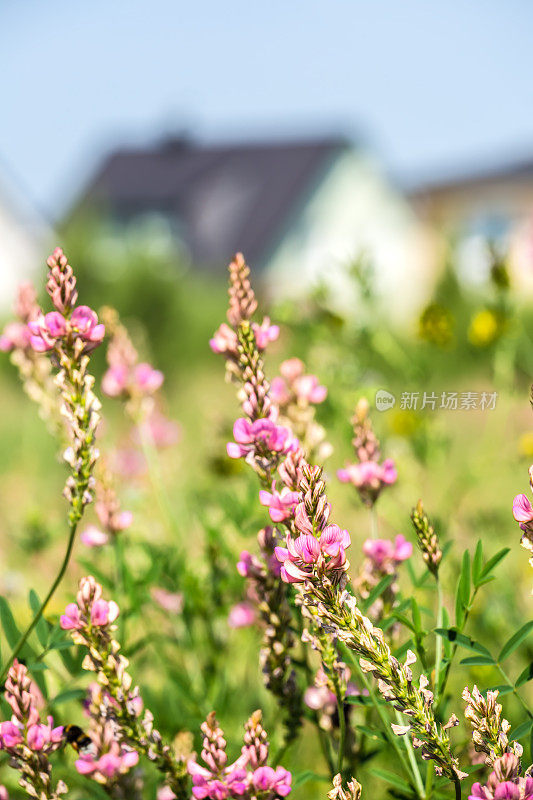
[0,721,23,748]
[0,786,8,799]
[60,603,83,630]
[252,317,279,350]
[259,482,300,523]
[0,321,32,352]
[76,742,139,779]
[270,359,327,408]
[209,323,238,357]
[26,719,63,751]
[228,603,256,628]
[157,789,176,800]
[28,305,104,354]
[513,493,533,528]
[363,535,413,569]
[102,360,163,399]
[135,410,181,448]
[227,417,296,459]
[80,525,110,547]
[252,765,292,797]
[151,588,184,615]
[275,525,351,584]
[90,599,120,627]
[337,459,397,489]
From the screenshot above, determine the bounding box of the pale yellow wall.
[264,151,435,323]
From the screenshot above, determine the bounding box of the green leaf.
[459,655,496,666]
[362,574,395,611]
[355,724,387,743]
[461,550,471,605]
[345,694,375,707]
[472,540,483,584]
[292,771,328,789]
[28,590,48,648]
[515,662,533,688]
[50,688,86,706]
[481,548,511,579]
[0,596,22,650]
[369,768,413,794]
[488,684,513,696]
[510,718,533,740]
[434,628,491,656]
[499,621,533,663]
[411,597,422,633]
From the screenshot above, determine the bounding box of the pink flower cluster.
[237,534,281,581]
[0,321,32,352]
[0,660,63,757]
[469,753,533,800]
[275,524,350,584]
[0,717,63,753]
[227,418,297,461]
[102,361,164,398]
[81,487,133,547]
[0,282,42,352]
[513,492,533,534]
[60,578,120,630]
[259,482,299,523]
[188,712,291,800]
[28,305,105,354]
[362,535,413,570]
[210,318,279,359]
[228,602,256,629]
[76,739,139,781]
[337,459,397,493]
[270,358,327,407]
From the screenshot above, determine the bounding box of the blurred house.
[407,158,533,290]
[70,136,431,321]
[0,165,52,311]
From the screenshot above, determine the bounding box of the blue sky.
[1,0,533,219]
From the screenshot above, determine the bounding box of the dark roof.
[74,136,348,266]
[407,155,533,199]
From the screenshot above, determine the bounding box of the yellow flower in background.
[418,303,454,347]
[389,409,420,437]
[519,432,533,458]
[468,309,499,347]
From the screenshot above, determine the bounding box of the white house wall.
[264,151,433,324]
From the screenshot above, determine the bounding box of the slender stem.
[347,656,413,784]
[114,534,126,643]
[436,587,479,711]
[395,710,426,799]
[336,692,347,774]
[425,761,434,799]
[497,663,533,718]
[370,505,379,539]
[434,580,444,702]
[297,615,335,777]
[138,423,182,537]
[454,778,462,800]
[0,522,78,683]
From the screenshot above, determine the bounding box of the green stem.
[336,692,347,774]
[454,778,462,800]
[347,655,413,785]
[0,522,78,684]
[138,423,182,537]
[370,505,378,539]
[497,663,533,718]
[425,761,434,799]
[395,710,426,799]
[434,580,444,702]
[114,534,126,643]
